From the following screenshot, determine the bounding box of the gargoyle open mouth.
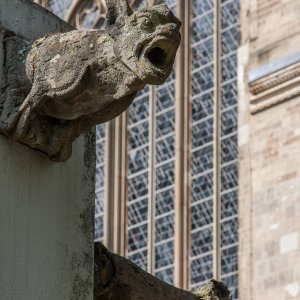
[147,46,167,69]
[138,34,179,84]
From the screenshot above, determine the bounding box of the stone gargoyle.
[0,0,181,161]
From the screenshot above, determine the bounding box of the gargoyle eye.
[139,16,154,30]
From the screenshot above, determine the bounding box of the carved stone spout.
[0,0,181,161]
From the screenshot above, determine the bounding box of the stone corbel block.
[0,0,181,161]
[248,51,300,114]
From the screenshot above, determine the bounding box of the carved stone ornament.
[0,0,181,161]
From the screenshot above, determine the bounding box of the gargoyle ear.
[105,0,133,29]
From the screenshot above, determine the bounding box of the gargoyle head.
[106,0,181,85]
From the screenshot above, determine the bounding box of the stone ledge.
[248,52,300,114]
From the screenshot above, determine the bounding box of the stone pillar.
[0,1,95,299]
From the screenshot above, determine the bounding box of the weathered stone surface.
[94,243,231,300]
[0,0,181,161]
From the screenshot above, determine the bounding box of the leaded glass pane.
[155,213,174,242]
[128,122,149,150]
[222,273,238,300]
[155,240,174,268]
[96,141,105,165]
[95,216,104,241]
[221,81,237,109]
[95,190,104,215]
[191,199,213,230]
[128,198,148,227]
[192,92,214,121]
[221,189,238,219]
[192,118,214,148]
[191,172,213,203]
[221,107,237,137]
[155,267,174,285]
[192,12,214,44]
[156,83,175,113]
[156,162,174,190]
[192,0,213,18]
[129,146,149,175]
[128,223,148,252]
[191,255,213,285]
[221,134,238,164]
[221,0,240,30]
[156,135,175,163]
[96,124,105,140]
[192,38,214,69]
[128,94,149,125]
[221,27,240,56]
[221,162,238,192]
[128,249,148,271]
[221,217,238,247]
[192,64,214,96]
[221,54,237,82]
[192,144,213,176]
[128,172,149,201]
[156,109,175,138]
[155,188,174,215]
[95,165,105,190]
[191,227,213,256]
[221,245,238,275]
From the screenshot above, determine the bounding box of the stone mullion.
[148,85,157,275]
[174,0,191,290]
[213,0,222,281]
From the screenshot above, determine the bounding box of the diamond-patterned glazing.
[192,38,214,70]
[192,65,214,96]
[156,162,174,190]
[192,12,214,44]
[221,245,238,275]
[129,146,149,175]
[155,188,175,215]
[191,172,214,203]
[192,118,214,149]
[155,240,174,268]
[191,227,213,257]
[222,273,238,300]
[221,189,238,219]
[128,249,148,271]
[156,135,175,164]
[128,172,149,201]
[128,223,148,252]
[191,255,213,286]
[156,83,175,113]
[221,162,238,192]
[191,199,213,230]
[155,267,174,285]
[128,198,148,227]
[221,218,238,247]
[192,92,214,121]
[156,109,175,138]
[192,144,213,176]
[192,0,213,18]
[155,213,174,242]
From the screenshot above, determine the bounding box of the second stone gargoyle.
[0,0,181,161]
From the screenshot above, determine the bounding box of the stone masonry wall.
[238,0,300,299]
